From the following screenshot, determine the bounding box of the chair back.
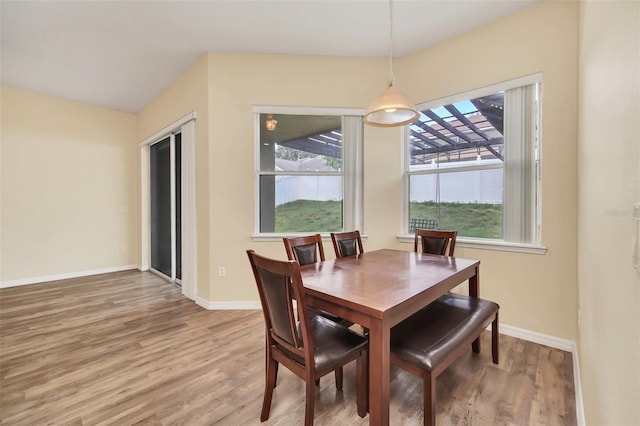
[330,230,364,258]
[282,234,325,266]
[246,250,312,364]
[413,229,457,256]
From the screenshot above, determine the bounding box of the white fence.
[274,168,503,206]
[410,168,503,204]
[275,176,342,206]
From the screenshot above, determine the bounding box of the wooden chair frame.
[283,233,353,330]
[330,230,364,258]
[283,234,326,265]
[413,229,457,256]
[247,250,367,425]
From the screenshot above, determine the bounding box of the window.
[404,75,541,244]
[255,107,363,236]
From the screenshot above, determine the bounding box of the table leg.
[367,318,390,425]
[470,265,481,353]
[469,265,479,298]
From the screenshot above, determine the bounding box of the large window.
[405,76,541,244]
[255,108,363,236]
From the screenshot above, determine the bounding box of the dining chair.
[330,230,369,337]
[283,234,352,327]
[413,229,457,256]
[283,234,326,266]
[246,250,368,426]
[330,230,364,258]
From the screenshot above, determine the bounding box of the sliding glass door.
[150,133,181,282]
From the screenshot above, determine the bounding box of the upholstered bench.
[391,293,499,426]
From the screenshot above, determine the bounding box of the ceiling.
[0,0,539,114]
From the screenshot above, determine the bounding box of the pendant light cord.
[364,0,418,126]
[388,0,395,87]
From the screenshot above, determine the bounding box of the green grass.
[410,201,502,239]
[275,200,343,232]
[274,199,502,238]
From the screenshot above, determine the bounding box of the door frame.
[139,112,197,300]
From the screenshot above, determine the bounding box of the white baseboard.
[0,265,140,288]
[498,323,585,426]
[195,296,261,310]
[571,344,586,426]
[498,323,575,351]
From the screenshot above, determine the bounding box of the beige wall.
[2,1,582,341]
[136,55,211,298]
[578,1,640,424]
[402,0,580,340]
[200,1,580,341]
[206,52,385,301]
[1,86,137,282]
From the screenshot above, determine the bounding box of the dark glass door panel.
[150,137,172,277]
[175,133,182,281]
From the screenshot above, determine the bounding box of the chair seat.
[311,315,368,371]
[284,315,368,372]
[309,307,353,328]
[391,293,499,371]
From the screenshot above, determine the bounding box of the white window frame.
[400,74,546,254]
[252,106,364,241]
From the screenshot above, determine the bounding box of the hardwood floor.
[0,270,576,425]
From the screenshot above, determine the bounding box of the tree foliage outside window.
[275,145,313,162]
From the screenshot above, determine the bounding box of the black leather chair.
[283,234,352,327]
[283,234,326,266]
[330,230,364,258]
[246,250,368,426]
[413,229,457,256]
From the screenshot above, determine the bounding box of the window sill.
[396,235,547,255]
[252,233,368,243]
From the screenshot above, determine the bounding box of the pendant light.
[364,0,419,127]
[265,115,278,131]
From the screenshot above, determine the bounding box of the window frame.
[252,106,364,241]
[400,74,546,254]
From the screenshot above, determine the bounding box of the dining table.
[300,248,481,426]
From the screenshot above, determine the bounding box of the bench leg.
[472,336,481,353]
[492,312,499,364]
[335,366,343,390]
[423,371,436,426]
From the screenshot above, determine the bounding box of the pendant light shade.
[364,0,418,127]
[265,115,278,131]
[364,83,419,127]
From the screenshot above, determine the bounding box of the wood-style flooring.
[0,270,576,425]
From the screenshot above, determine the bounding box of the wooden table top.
[300,248,480,322]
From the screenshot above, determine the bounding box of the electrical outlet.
[120,243,126,251]
[218,266,226,277]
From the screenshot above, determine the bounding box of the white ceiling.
[1,0,539,114]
